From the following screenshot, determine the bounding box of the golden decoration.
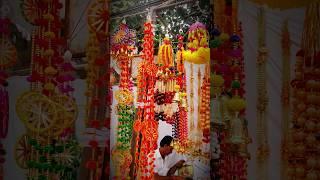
[16,91,58,133]
[115,89,133,104]
[0,37,17,68]
[14,134,31,169]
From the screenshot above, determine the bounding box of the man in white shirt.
[150,136,187,179]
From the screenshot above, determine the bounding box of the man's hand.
[167,160,185,176]
[175,160,185,168]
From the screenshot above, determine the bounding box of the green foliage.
[110,0,211,54]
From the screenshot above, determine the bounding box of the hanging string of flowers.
[110,22,136,179]
[133,21,158,180]
[83,0,110,179]
[14,0,82,179]
[0,11,17,179]
[286,2,320,179]
[211,0,250,178]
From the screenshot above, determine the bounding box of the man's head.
[159,136,174,157]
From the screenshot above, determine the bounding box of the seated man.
[149,135,187,179]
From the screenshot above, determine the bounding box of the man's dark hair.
[160,135,173,147]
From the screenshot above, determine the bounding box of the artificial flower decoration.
[15,0,81,179]
[134,21,158,180]
[183,22,210,64]
[176,35,185,72]
[157,37,174,67]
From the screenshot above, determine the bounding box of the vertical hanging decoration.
[256,8,269,180]
[199,65,211,144]
[133,21,158,180]
[110,23,136,179]
[0,3,17,178]
[157,37,174,67]
[176,35,185,73]
[183,22,210,161]
[286,2,320,179]
[183,22,210,64]
[84,0,110,179]
[15,0,81,179]
[280,20,291,180]
[211,0,250,179]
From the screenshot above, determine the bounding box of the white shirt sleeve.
[156,167,170,176]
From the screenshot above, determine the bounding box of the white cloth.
[148,149,187,176]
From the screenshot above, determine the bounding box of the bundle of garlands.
[182,21,210,157]
[15,0,80,179]
[210,0,250,178]
[155,36,189,151]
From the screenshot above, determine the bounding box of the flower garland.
[133,21,158,180]
[183,22,211,159]
[15,1,81,179]
[183,22,210,64]
[286,2,320,179]
[199,65,211,144]
[154,66,178,124]
[157,37,174,67]
[0,10,16,178]
[110,22,136,179]
[211,1,250,178]
[83,1,110,179]
[176,35,185,73]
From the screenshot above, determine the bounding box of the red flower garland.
[134,21,158,179]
